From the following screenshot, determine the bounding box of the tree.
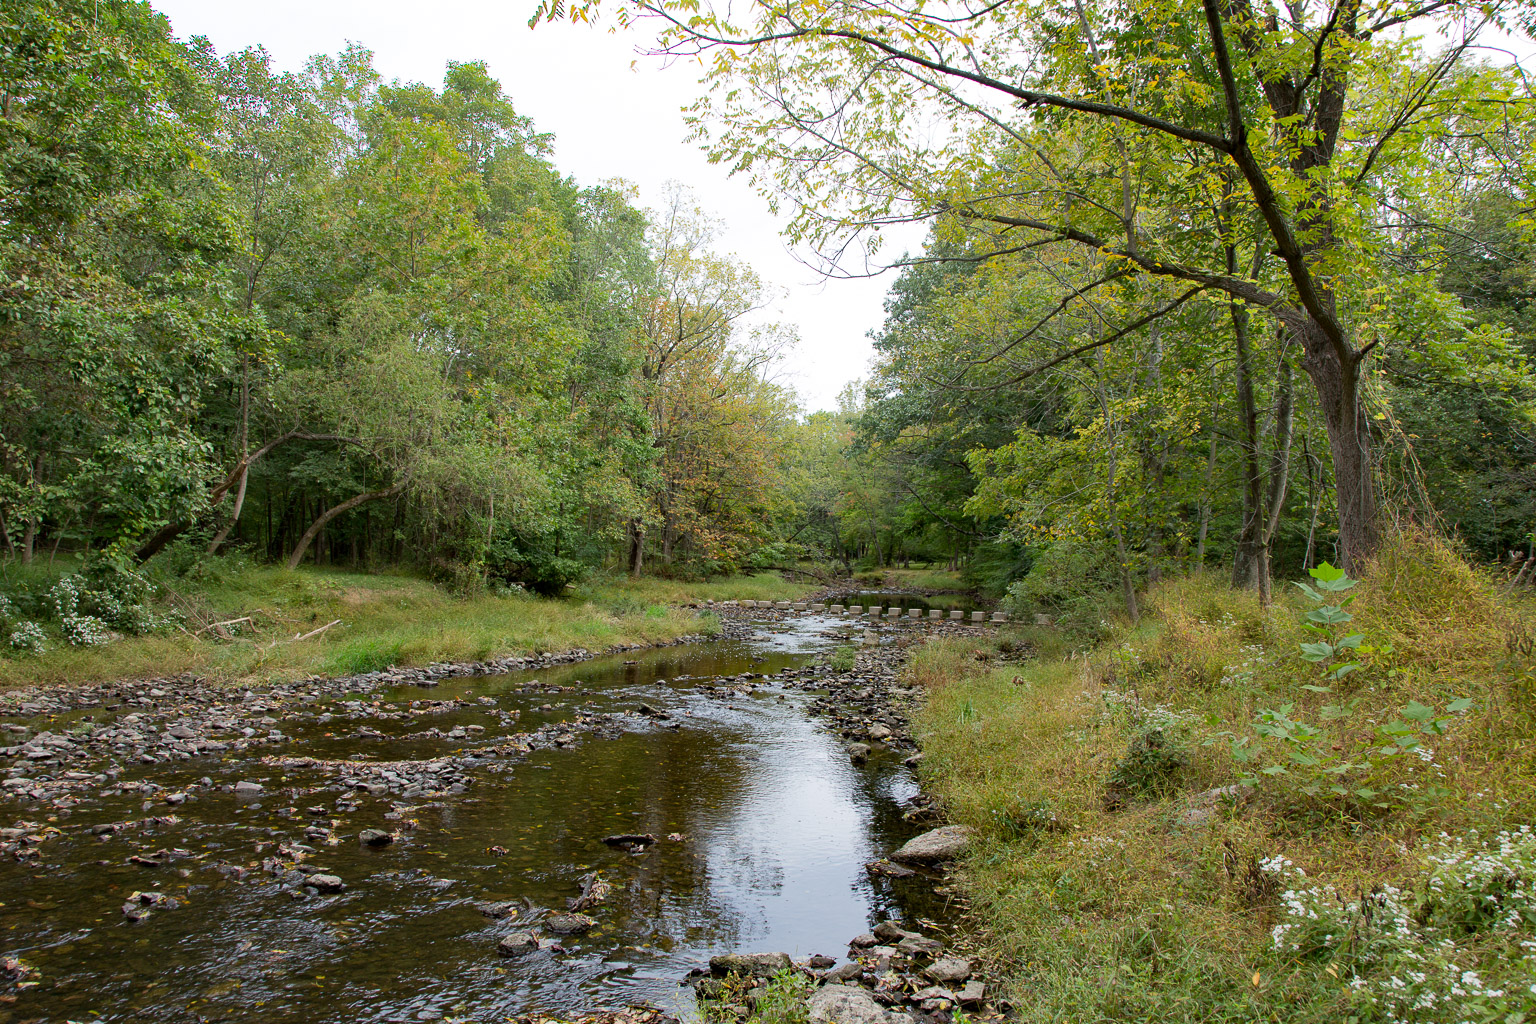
[536,0,1533,571]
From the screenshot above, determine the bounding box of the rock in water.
[889,825,970,864]
[807,984,915,1024]
[601,833,656,852]
[497,932,539,956]
[708,952,793,978]
[864,859,916,878]
[359,829,394,846]
[847,742,871,766]
[545,912,595,935]
[307,874,344,893]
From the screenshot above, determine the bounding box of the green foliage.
[325,637,404,675]
[1106,727,1187,802]
[700,969,811,1024]
[1214,565,1475,808]
[827,645,857,672]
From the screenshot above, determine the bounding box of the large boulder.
[807,984,915,1024]
[890,825,970,864]
[709,952,793,978]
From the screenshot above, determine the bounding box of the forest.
[0,0,1532,645]
[5,2,1536,1022]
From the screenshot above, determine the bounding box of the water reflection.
[0,613,943,1023]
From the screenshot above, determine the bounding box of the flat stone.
[958,980,986,1005]
[824,960,864,982]
[890,825,970,864]
[233,781,263,795]
[923,958,972,983]
[497,931,539,956]
[807,984,915,1024]
[872,921,921,943]
[865,860,917,878]
[709,952,792,978]
[307,874,344,893]
[545,912,595,935]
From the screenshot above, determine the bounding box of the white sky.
[154,0,921,413]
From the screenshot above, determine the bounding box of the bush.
[7,622,45,656]
[1006,541,1130,640]
[486,551,588,597]
[963,540,1035,597]
[1105,726,1187,804]
[1265,829,1536,1021]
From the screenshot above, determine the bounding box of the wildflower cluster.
[1064,832,1126,869]
[7,622,45,656]
[1097,687,1190,731]
[1265,829,1536,1022]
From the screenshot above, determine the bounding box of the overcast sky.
[154,0,922,413]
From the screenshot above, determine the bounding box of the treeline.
[1,1,798,591]
[681,0,1536,618]
[5,0,1534,623]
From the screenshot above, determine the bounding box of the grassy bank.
[910,534,1536,1022]
[0,563,813,690]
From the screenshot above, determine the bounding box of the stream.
[0,611,951,1023]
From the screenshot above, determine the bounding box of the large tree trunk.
[1230,279,1267,592]
[286,482,405,570]
[1295,316,1378,571]
[627,519,644,577]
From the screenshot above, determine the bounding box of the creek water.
[0,613,948,1023]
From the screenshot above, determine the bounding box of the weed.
[1105,726,1187,806]
[326,638,405,675]
[828,645,857,672]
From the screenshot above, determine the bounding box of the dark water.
[0,614,947,1023]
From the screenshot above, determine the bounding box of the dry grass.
[909,533,1536,1022]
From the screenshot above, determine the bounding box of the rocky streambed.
[0,606,1002,1023]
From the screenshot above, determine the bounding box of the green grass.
[908,531,1536,1023]
[701,969,811,1024]
[883,566,969,592]
[0,562,806,690]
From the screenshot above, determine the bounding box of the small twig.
[291,619,342,642]
[196,616,254,638]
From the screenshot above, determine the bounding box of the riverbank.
[0,564,816,690]
[907,536,1536,1022]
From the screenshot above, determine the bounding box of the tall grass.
[909,532,1536,1022]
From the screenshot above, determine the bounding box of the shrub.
[7,622,46,656]
[1105,726,1187,804]
[60,613,113,647]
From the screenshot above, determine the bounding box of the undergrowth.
[909,531,1536,1023]
[0,556,794,689]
